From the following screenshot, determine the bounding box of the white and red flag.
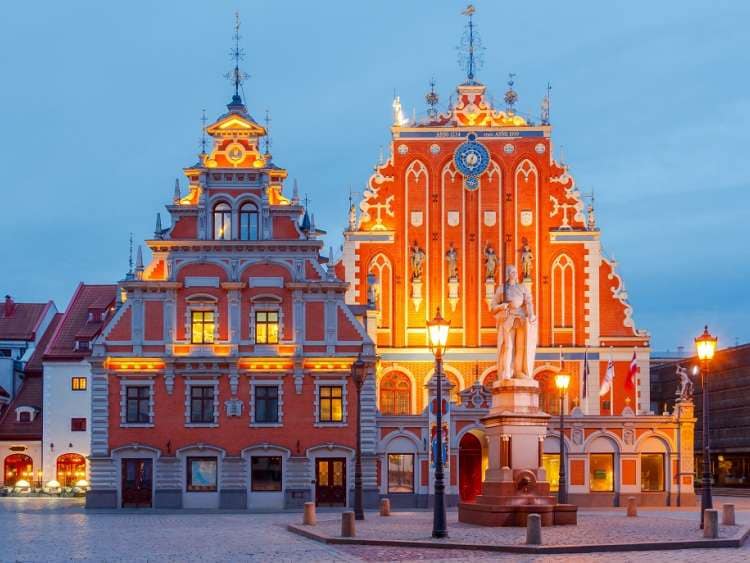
[599,358,615,397]
[626,350,639,390]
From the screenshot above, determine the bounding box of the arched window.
[56,453,86,487]
[4,454,32,487]
[239,202,259,241]
[379,372,411,415]
[368,254,392,329]
[551,254,575,344]
[213,202,232,240]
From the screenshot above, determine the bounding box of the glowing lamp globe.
[75,479,89,489]
[14,479,30,489]
[46,480,61,490]
[554,373,571,391]
[695,326,718,361]
[427,308,450,358]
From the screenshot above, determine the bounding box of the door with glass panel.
[121,459,153,508]
[315,458,346,506]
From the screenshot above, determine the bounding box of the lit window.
[191,311,215,344]
[251,456,282,491]
[387,454,414,493]
[542,453,560,492]
[254,386,279,423]
[379,372,411,415]
[255,311,279,344]
[190,386,215,423]
[126,386,151,424]
[589,453,614,492]
[71,418,87,432]
[71,377,87,391]
[319,385,343,422]
[186,456,217,492]
[641,453,665,492]
[213,202,232,240]
[239,202,259,241]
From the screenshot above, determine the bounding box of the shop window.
[213,202,232,240]
[70,418,87,432]
[251,456,282,491]
[190,386,215,423]
[57,453,85,487]
[126,386,151,424]
[239,202,259,241]
[387,454,414,493]
[380,372,411,415]
[542,453,560,492]
[191,310,215,344]
[186,456,217,492]
[71,377,87,391]
[319,385,343,422]
[641,453,665,492]
[255,310,279,344]
[590,453,614,492]
[254,385,279,423]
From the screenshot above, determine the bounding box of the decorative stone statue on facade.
[520,238,533,281]
[446,243,459,280]
[675,365,694,401]
[410,241,425,281]
[483,243,498,281]
[491,265,537,380]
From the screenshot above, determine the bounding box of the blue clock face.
[454,134,490,190]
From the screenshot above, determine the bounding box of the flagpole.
[609,347,614,416]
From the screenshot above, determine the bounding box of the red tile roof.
[25,313,63,374]
[0,300,54,341]
[0,373,43,441]
[45,284,117,361]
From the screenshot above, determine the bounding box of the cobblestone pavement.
[1,496,749,562]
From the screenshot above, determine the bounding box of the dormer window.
[19,411,30,423]
[239,202,259,240]
[75,339,90,351]
[213,202,232,240]
[15,406,37,423]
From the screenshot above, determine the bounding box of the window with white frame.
[249,380,283,426]
[120,380,154,426]
[191,310,215,344]
[255,310,279,344]
[315,381,347,425]
[185,380,219,426]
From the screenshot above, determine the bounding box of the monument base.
[458,468,578,527]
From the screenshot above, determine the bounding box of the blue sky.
[1,1,748,352]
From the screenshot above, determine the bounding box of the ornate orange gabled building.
[340,13,695,507]
[87,43,377,508]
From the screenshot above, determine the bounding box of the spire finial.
[128,232,134,275]
[135,245,144,280]
[541,82,551,125]
[200,109,208,156]
[263,109,272,156]
[458,5,483,84]
[504,73,518,112]
[225,12,248,106]
[292,179,299,204]
[173,178,181,203]
[425,78,439,120]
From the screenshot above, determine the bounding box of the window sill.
[314,422,348,428]
[249,423,283,428]
[185,423,219,428]
[120,423,154,428]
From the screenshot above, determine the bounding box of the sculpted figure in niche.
[484,243,498,281]
[446,243,458,280]
[491,265,538,380]
[410,241,425,281]
[520,238,533,281]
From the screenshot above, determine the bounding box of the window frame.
[589,453,615,492]
[253,385,279,424]
[379,372,411,415]
[250,455,283,492]
[71,377,87,391]
[387,453,415,494]
[212,202,232,241]
[186,456,218,492]
[640,452,665,492]
[70,417,87,432]
[318,385,344,423]
[239,201,259,241]
[190,309,215,344]
[189,385,216,424]
[125,385,151,424]
[254,309,280,344]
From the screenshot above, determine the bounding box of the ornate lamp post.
[554,373,570,504]
[351,354,367,521]
[427,307,450,539]
[695,325,717,529]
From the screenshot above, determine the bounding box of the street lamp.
[695,325,717,529]
[427,307,450,539]
[554,373,571,504]
[351,354,367,521]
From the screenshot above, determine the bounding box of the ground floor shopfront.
[1,442,88,489]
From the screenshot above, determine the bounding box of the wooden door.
[315,458,346,506]
[459,433,483,502]
[121,459,153,508]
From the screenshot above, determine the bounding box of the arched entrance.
[56,453,86,487]
[4,454,32,486]
[459,433,483,502]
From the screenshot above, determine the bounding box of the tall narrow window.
[126,386,151,424]
[319,385,343,422]
[255,310,279,344]
[191,311,215,344]
[379,372,411,415]
[254,385,279,423]
[213,202,232,240]
[239,202,259,241]
[190,386,215,423]
[641,453,665,492]
[387,454,414,493]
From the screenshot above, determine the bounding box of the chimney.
[4,295,14,317]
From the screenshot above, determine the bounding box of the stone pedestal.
[458,378,578,527]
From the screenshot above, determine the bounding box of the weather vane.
[425,78,439,119]
[199,109,207,155]
[457,5,484,84]
[225,12,249,99]
[541,82,551,125]
[263,109,272,156]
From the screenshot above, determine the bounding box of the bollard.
[303,501,316,526]
[341,511,356,537]
[703,509,719,539]
[722,503,736,526]
[626,496,637,517]
[526,513,542,545]
[380,498,391,516]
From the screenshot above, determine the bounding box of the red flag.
[626,351,639,390]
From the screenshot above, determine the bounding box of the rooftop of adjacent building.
[0,296,55,342]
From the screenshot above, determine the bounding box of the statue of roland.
[490,265,538,380]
